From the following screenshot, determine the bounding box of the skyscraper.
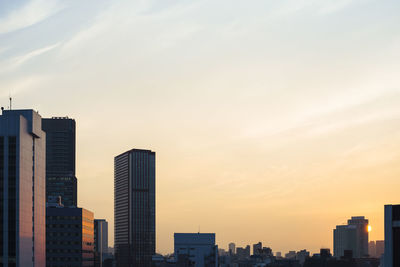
[384,204,400,267]
[333,216,369,258]
[114,149,155,267]
[0,109,46,267]
[42,117,77,206]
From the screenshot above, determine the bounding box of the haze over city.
[1,0,400,256]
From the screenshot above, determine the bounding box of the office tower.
[174,233,218,267]
[253,242,262,255]
[228,243,236,255]
[375,240,384,258]
[46,200,94,266]
[333,216,369,258]
[94,219,109,267]
[42,117,77,206]
[384,205,400,267]
[0,109,46,267]
[285,251,296,259]
[114,149,156,267]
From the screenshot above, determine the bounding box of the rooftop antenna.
[198,225,200,234]
[9,94,12,110]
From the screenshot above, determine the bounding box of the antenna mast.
[9,96,12,110]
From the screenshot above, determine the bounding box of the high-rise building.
[228,243,236,255]
[333,216,369,258]
[46,202,95,266]
[42,117,77,206]
[0,109,46,267]
[174,233,218,267]
[114,149,156,267]
[384,204,400,267]
[94,219,109,267]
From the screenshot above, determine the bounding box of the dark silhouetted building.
[114,149,156,267]
[334,216,369,258]
[42,117,77,206]
[253,242,262,255]
[384,204,400,267]
[174,233,218,267]
[236,245,250,259]
[94,219,109,267]
[0,109,46,266]
[46,201,94,267]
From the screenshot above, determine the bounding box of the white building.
[174,233,218,267]
[0,109,46,266]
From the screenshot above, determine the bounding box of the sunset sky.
[1,0,400,255]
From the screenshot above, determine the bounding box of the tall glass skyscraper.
[0,109,46,267]
[42,117,77,207]
[114,149,155,267]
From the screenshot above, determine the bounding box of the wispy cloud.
[0,0,65,35]
[0,43,60,73]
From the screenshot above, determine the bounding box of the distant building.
[42,117,77,207]
[276,252,282,258]
[174,233,218,267]
[94,219,109,267]
[333,216,369,258]
[285,251,296,259]
[375,240,384,259]
[46,202,95,266]
[253,242,262,255]
[369,241,376,257]
[228,243,236,255]
[0,109,46,266]
[114,149,156,267]
[296,249,310,265]
[236,245,250,259]
[384,205,400,267]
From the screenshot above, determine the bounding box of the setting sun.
[368,225,372,232]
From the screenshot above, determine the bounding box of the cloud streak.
[0,0,65,35]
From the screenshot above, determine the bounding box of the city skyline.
[1,0,400,256]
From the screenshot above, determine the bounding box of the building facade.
[228,243,235,255]
[0,109,46,267]
[46,204,95,267]
[384,204,400,267]
[42,117,77,207]
[114,149,155,267]
[333,216,369,258]
[174,233,218,267]
[94,219,109,267]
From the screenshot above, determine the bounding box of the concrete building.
[384,205,400,267]
[174,233,218,267]
[94,219,109,267]
[46,202,95,267]
[42,117,77,207]
[114,149,156,267]
[228,243,236,255]
[333,216,369,258]
[0,109,46,267]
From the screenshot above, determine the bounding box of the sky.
[1,0,400,255]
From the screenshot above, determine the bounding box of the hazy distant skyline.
[1,0,400,254]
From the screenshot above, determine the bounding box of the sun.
[368,225,372,232]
